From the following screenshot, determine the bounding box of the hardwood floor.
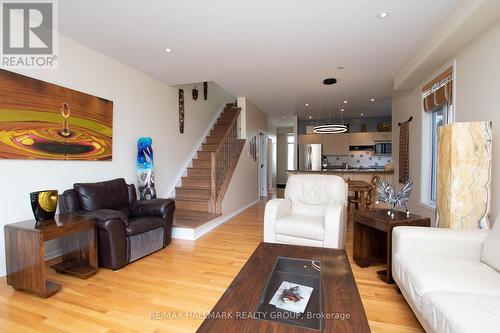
[0,193,423,333]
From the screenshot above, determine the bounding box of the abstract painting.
[0,69,113,160]
[137,137,156,200]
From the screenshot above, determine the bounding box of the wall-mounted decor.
[203,82,208,100]
[377,121,391,132]
[398,117,412,183]
[192,85,198,101]
[0,69,113,160]
[137,137,157,200]
[436,122,492,229]
[250,136,257,161]
[178,89,184,133]
[30,190,58,222]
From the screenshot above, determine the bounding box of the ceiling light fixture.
[313,124,347,134]
[361,113,364,116]
[344,100,348,104]
[313,78,347,134]
[282,115,286,119]
[165,48,172,53]
[308,115,312,119]
[377,11,389,19]
[371,98,375,102]
[341,108,344,112]
[305,103,309,107]
[323,78,338,85]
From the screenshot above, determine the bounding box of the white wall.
[393,20,500,223]
[0,34,235,276]
[222,98,267,213]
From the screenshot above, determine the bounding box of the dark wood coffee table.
[197,242,370,333]
[4,214,98,298]
[353,209,431,283]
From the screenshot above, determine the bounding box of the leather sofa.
[392,223,500,333]
[60,178,175,270]
[264,174,348,249]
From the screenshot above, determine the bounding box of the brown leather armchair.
[60,178,175,270]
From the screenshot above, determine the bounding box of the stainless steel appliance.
[299,144,322,170]
[374,141,392,155]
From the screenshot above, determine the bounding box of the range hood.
[349,145,374,151]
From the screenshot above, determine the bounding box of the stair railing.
[210,109,241,213]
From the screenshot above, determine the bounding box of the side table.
[4,214,97,298]
[353,209,431,283]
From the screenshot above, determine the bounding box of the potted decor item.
[30,190,58,221]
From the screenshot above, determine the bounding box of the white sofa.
[264,174,347,249]
[392,224,500,333]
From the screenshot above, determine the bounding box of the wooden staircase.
[173,103,246,228]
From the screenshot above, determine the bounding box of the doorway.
[258,131,268,197]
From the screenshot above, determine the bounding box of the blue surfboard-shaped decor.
[137,137,156,200]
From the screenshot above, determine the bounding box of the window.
[430,107,445,203]
[421,66,454,209]
[287,134,295,170]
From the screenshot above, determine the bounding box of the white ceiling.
[59,0,462,126]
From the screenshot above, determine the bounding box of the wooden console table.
[353,209,430,283]
[4,214,97,298]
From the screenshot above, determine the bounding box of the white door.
[259,132,268,197]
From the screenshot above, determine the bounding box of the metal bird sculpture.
[376,178,413,218]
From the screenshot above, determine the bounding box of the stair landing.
[173,209,221,229]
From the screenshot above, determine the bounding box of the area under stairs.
[172,103,245,230]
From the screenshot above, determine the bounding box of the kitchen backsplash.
[326,151,392,168]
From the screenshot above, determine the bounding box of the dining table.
[347,179,372,210]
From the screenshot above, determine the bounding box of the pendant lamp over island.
[313,78,347,134]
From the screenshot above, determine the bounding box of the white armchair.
[264,174,348,249]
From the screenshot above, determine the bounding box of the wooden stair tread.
[173,209,221,229]
[173,103,242,214]
[174,196,209,202]
[176,186,211,191]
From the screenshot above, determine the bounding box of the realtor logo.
[1,0,58,68]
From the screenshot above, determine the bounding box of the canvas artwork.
[0,69,113,160]
[137,137,156,200]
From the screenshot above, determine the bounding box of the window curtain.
[423,67,453,112]
[399,121,410,183]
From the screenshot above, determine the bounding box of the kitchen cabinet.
[374,132,392,141]
[298,134,321,145]
[335,134,349,155]
[349,132,375,145]
[321,133,349,156]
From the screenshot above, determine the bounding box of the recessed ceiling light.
[165,48,172,53]
[361,113,364,116]
[377,11,389,19]
[278,110,281,113]
[341,108,344,112]
[344,100,348,104]
[282,115,286,119]
[305,103,309,107]
[371,98,375,102]
[308,115,312,119]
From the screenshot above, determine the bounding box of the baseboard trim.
[164,103,226,198]
[172,198,260,241]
